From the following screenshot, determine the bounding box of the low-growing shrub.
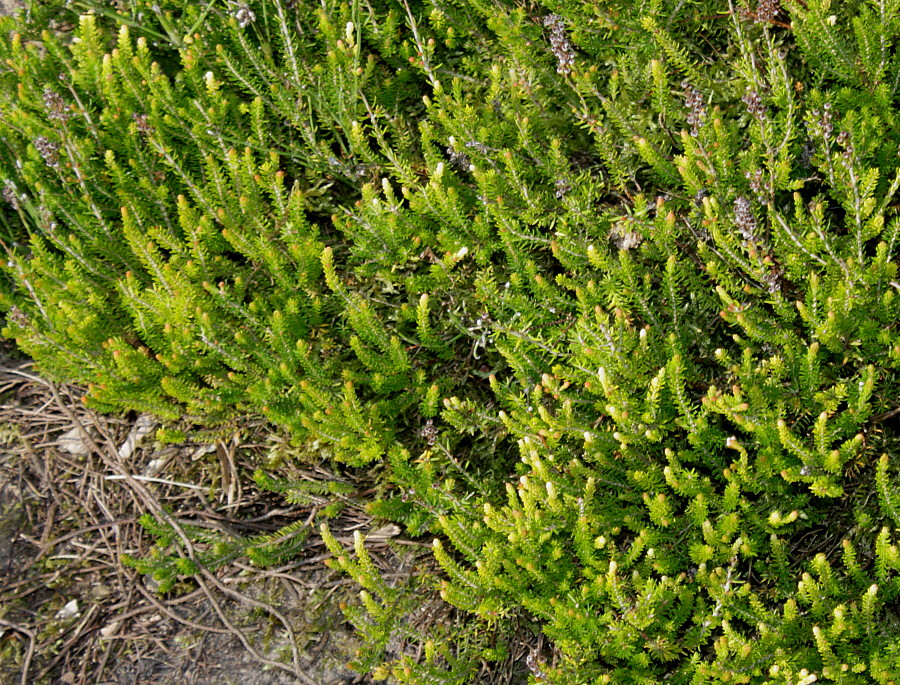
[4,0,900,682]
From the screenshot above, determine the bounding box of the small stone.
[55,599,80,620]
[57,424,97,456]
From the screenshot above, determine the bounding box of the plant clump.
[3,0,900,682]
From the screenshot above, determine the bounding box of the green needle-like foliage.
[4,0,900,682]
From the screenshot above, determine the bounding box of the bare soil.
[0,347,418,684]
